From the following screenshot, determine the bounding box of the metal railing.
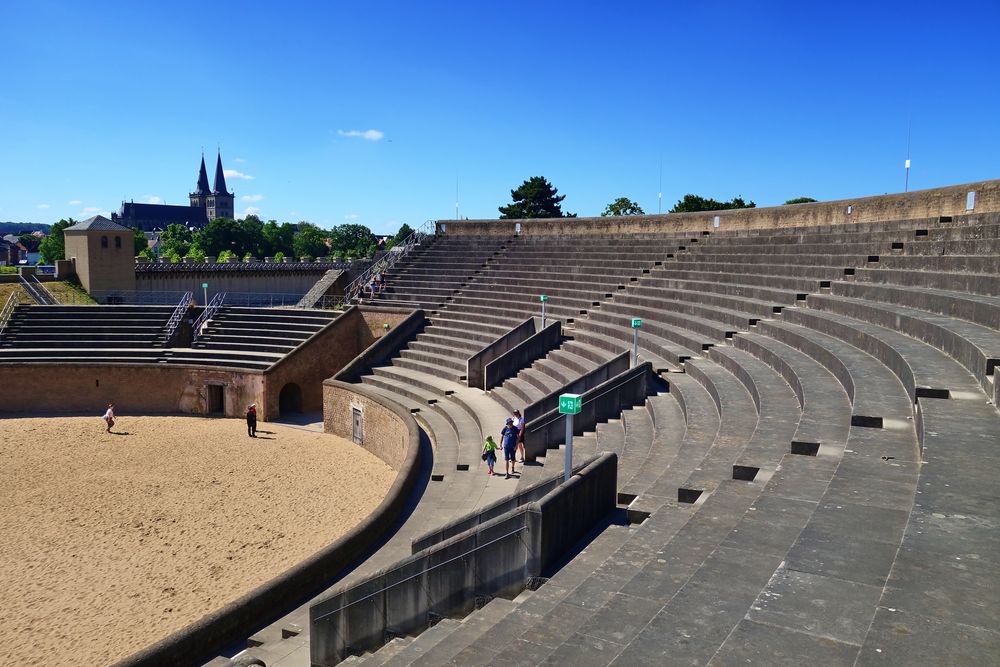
[90,290,195,305]
[220,291,307,307]
[192,291,226,342]
[30,275,58,304]
[161,291,194,347]
[0,292,18,339]
[341,220,435,307]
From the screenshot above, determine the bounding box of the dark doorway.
[279,383,303,415]
[352,407,363,445]
[208,384,225,414]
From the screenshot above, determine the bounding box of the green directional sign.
[202,282,209,289]
[539,294,549,302]
[559,393,582,415]
[631,318,642,328]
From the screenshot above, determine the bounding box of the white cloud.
[338,129,384,141]
[224,169,255,180]
[82,207,102,214]
[80,206,111,217]
[241,194,264,202]
[68,199,82,205]
[233,157,247,163]
[37,203,50,209]
[143,195,163,204]
[240,206,261,218]
[344,213,360,220]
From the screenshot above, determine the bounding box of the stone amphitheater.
[0,180,997,667]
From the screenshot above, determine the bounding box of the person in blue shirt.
[501,417,519,479]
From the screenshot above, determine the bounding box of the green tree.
[38,218,74,263]
[601,197,645,216]
[159,223,194,258]
[186,246,206,262]
[499,176,575,219]
[131,228,148,256]
[138,247,156,261]
[194,217,243,257]
[17,233,40,252]
[669,195,756,213]
[216,249,236,263]
[239,215,266,258]
[293,223,328,259]
[784,197,818,205]
[262,220,296,257]
[273,250,286,263]
[329,223,376,258]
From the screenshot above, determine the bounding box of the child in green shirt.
[482,435,499,476]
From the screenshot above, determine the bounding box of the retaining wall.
[484,320,562,390]
[467,316,536,389]
[336,308,426,384]
[523,350,630,423]
[309,452,617,666]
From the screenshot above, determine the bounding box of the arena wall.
[0,363,262,417]
[323,380,415,470]
[437,178,1000,235]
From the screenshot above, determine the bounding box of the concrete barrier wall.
[524,351,630,423]
[484,320,562,390]
[524,363,653,459]
[323,380,417,471]
[334,308,426,384]
[467,316,535,389]
[411,455,603,553]
[115,384,423,667]
[309,452,617,666]
[435,179,1000,236]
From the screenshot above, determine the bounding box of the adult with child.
[501,417,519,479]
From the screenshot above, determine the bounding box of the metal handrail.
[161,291,194,346]
[30,275,58,305]
[191,291,226,342]
[0,292,18,339]
[341,220,435,306]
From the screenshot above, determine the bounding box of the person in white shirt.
[103,403,115,433]
[512,409,525,462]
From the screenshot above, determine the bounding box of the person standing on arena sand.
[511,409,525,462]
[501,417,519,479]
[102,403,115,433]
[246,404,257,437]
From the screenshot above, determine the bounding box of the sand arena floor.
[0,415,396,666]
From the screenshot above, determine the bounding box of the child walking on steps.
[482,435,498,475]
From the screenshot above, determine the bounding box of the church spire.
[213,151,230,195]
[194,154,211,195]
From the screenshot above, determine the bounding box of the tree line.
[38,216,414,265]
[498,176,816,219]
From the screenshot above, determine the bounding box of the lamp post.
[631,318,642,366]
[540,294,549,328]
[559,393,582,482]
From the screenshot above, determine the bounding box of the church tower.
[210,152,235,220]
[189,154,211,212]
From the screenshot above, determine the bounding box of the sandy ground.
[0,415,396,666]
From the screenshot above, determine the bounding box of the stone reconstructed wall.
[323,381,414,471]
[437,179,1000,236]
[0,364,262,417]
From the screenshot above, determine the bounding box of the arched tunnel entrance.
[279,382,303,415]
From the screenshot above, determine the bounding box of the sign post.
[540,294,549,328]
[559,393,582,481]
[631,318,642,366]
[202,282,209,306]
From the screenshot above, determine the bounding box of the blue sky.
[2,1,998,234]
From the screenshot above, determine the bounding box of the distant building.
[112,151,235,232]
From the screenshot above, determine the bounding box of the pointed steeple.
[194,154,211,195]
[213,151,230,195]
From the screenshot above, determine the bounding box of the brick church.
[111,152,235,232]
